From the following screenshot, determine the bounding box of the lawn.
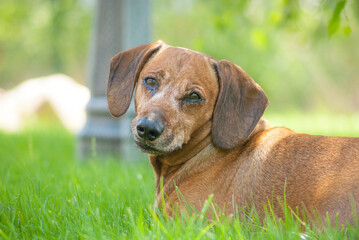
[1,112,359,239]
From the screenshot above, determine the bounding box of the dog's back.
[239,127,359,224]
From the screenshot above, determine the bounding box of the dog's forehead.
[145,46,215,75]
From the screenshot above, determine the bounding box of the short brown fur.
[107,41,359,226]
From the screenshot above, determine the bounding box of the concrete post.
[77,0,151,159]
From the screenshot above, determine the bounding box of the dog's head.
[107,41,268,155]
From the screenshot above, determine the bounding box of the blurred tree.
[0,0,92,88]
[0,0,358,112]
[153,0,359,111]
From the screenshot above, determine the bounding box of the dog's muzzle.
[136,116,164,141]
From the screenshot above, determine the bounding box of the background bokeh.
[0,0,358,112]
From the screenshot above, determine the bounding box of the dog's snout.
[136,116,164,141]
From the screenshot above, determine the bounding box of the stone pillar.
[77,0,151,159]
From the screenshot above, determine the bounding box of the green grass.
[1,113,359,239]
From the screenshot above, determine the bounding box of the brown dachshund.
[107,41,359,225]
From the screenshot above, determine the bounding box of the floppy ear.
[106,41,163,117]
[212,60,269,150]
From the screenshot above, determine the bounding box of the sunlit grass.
[265,111,359,137]
[0,112,358,239]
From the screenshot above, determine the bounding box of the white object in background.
[0,74,90,132]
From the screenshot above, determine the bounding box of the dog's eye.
[189,92,201,100]
[183,92,202,104]
[143,77,158,94]
[144,77,157,87]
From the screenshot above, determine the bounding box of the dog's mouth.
[135,140,163,155]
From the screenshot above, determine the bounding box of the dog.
[106,41,359,225]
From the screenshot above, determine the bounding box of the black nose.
[136,117,164,141]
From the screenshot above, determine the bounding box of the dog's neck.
[149,120,212,195]
[149,118,270,203]
[159,121,213,165]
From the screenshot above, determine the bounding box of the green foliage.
[0,115,359,239]
[328,0,348,37]
[0,0,358,110]
[0,0,92,88]
[153,0,359,111]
